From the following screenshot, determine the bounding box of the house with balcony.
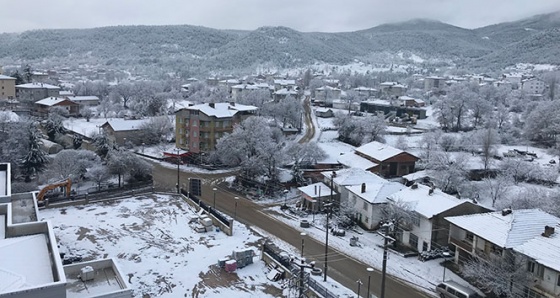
[34,97,80,118]
[387,183,488,252]
[424,76,446,91]
[446,209,560,298]
[175,102,258,154]
[347,141,419,177]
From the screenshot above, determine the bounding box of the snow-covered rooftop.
[273,79,295,85]
[59,90,74,96]
[65,96,99,102]
[323,168,379,186]
[356,141,415,162]
[354,87,377,92]
[274,88,298,95]
[446,209,560,249]
[232,84,260,90]
[337,152,377,170]
[0,75,15,80]
[185,102,258,118]
[514,225,560,272]
[35,97,74,107]
[0,234,55,293]
[347,177,405,204]
[316,86,340,91]
[16,83,60,90]
[103,119,146,131]
[298,182,333,199]
[389,184,465,219]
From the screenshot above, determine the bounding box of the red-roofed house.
[354,141,419,177]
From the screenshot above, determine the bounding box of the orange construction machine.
[37,178,72,202]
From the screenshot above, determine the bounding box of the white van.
[436,281,480,298]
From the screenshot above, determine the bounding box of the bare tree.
[462,252,531,298]
[382,198,415,245]
[479,128,500,171]
[85,165,110,190]
[484,173,513,207]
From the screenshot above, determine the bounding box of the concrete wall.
[179,193,233,236]
[0,283,66,298]
[64,258,132,298]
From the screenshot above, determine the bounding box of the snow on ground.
[413,106,439,131]
[265,206,476,296]
[40,194,282,298]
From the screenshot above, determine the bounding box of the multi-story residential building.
[446,209,560,298]
[175,102,258,154]
[379,82,407,99]
[424,76,446,91]
[16,82,60,101]
[0,75,16,100]
[521,78,546,95]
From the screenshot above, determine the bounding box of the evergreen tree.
[92,132,111,158]
[20,124,48,182]
[9,70,25,85]
[23,64,33,83]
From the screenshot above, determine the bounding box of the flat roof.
[0,234,55,293]
[65,264,124,298]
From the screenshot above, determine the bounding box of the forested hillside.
[1,12,560,73]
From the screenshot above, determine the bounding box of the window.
[557,274,560,286]
[411,212,420,227]
[409,233,418,249]
[192,120,197,127]
[190,110,199,115]
[363,201,368,211]
[527,261,544,279]
[465,232,474,243]
[365,216,369,223]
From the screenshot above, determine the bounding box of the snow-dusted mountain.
[1,11,559,72]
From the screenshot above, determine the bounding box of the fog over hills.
[1,12,559,73]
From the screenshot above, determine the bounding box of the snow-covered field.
[40,194,281,298]
[39,194,357,298]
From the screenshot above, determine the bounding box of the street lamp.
[356,279,363,298]
[324,171,335,282]
[213,188,217,209]
[283,189,289,207]
[442,251,451,282]
[312,200,317,222]
[366,267,374,298]
[174,148,180,193]
[300,232,306,258]
[234,196,239,220]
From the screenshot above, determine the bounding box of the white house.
[297,182,335,211]
[388,184,485,252]
[320,168,405,230]
[446,209,560,298]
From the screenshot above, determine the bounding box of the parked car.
[436,281,480,298]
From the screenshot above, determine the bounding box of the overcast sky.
[1,0,560,33]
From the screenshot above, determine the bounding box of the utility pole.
[324,171,335,282]
[291,257,314,298]
[380,223,391,298]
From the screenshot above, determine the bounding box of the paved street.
[152,163,433,298]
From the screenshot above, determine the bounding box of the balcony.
[450,237,473,253]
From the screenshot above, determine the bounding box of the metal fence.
[307,277,338,298]
[180,189,231,226]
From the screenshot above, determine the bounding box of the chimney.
[361,183,366,193]
[542,226,555,238]
[314,185,317,195]
[230,101,235,106]
[501,208,512,216]
[209,102,215,108]
[411,183,418,189]
[428,185,435,195]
